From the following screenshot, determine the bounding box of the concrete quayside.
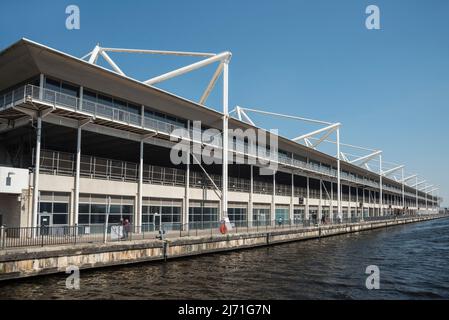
[0,214,446,281]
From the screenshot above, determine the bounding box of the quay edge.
[0,215,447,281]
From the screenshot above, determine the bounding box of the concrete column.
[79,86,84,111]
[184,122,190,230]
[32,116,42,230]
[39,74,44,100]
[271,172,276,223]
[136,140,144,231]
[379,154,383,216]
[305,176,310,221]
[415,177,418,213]
[425,187,428,213]
[290,171,294,223]
[330,181,334,221]
[362,188,365,219]
[222,62,229,220]
[318,179,322,224]
[248,165,253,227]
[336,128,342,219]
[348,185,351,219]
[74,125,82,225]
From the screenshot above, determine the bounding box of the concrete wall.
[0,193,22,227]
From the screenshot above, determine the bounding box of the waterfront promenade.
[0,214,447,281]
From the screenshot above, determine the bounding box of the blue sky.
[1,0,448,205]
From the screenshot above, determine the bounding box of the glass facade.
[342,207,348,219]
[275,205,289,224]
[228,203,248,226]
[144,109,186,128]
[310,206,319,224]
[45,77,79,97]
[189,201,219,229]
[142,198,182,231]
[83,89,140,115]
[253,205,270,226]
[38,192,70,226]
[322,206,330,222]
[333,208,339,221]
[78,194,134,225]
[293,206,305,224]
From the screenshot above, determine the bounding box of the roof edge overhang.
[0,38,408,189]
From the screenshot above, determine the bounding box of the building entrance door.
[40,215,51,235]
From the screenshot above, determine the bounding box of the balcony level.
[0,83,433,204]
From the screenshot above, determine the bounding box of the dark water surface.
[1,218,449,299]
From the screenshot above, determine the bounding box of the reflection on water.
[1,218,449,299]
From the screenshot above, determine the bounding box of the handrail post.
[0,225,5,249]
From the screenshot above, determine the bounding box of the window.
[228,203,247,226]
[44,78,79,97]
[189,201,219,229]
[78,194,134,226]
[293,207,304,224]
[275,206,289,223]
[44,78,61,92]
[61,83,79,97]
[38,192,70,226]
[253,206,270,226]
[98,94,113,107]
[142,199,182,230]
[83,90,97,102]
[78,214,89,224]
[39,202,53,214]
[53,203,68,213]
[53,214,68,225]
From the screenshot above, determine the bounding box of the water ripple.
[1,218,449,299]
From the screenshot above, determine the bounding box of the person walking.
[123,219,130,240]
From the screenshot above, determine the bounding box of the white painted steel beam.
[293,123,341,142]
[401,174,417,183]
[32,117,42,233]
[85,45,230,106]
[337,128,341,219]
[101,48,215,57]
[382,165,405,177]
[411,180,426,188]
[199,62,224,105]
[236,108,332,125]
[100,50,125,76]
[419,184,434,192]
[88,45,101,64]
[222,61,229,219]
[144,52,231,85]
[311,125,340,148]
[240,109,256,126]
[379,154,383,216]
[350,150,382,165]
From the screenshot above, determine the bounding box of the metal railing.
[1,84,437,202]
[0,85,342,181]
[2,213,443,249]
[0,223,162,249]
[36,148,434,205]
